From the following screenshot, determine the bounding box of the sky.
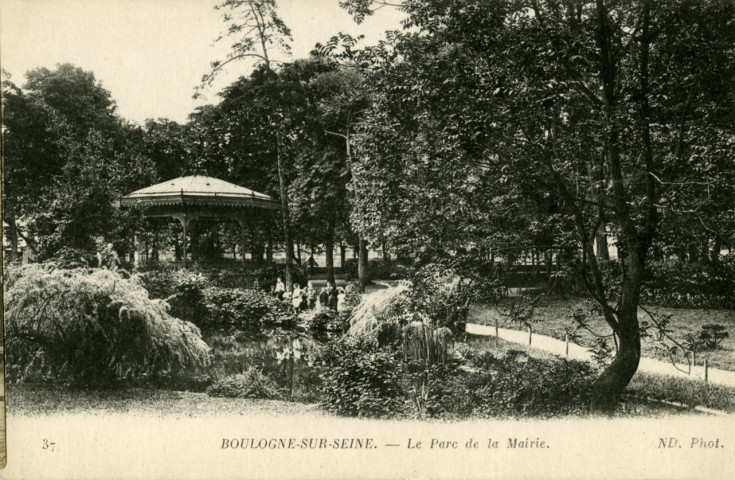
[0,0,405,125]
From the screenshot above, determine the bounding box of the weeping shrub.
[347,264,474,343]
[347,283,411,345]
[4,264,211,386]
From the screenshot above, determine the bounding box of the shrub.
[347,283,411,345]
[4,264,211,386]
[407,263,475,335]
[201,287,297,332]
[685,324,730,351]
[138,266,210,325]
[301,309,342,333]
[466,350,596,417]
[206,368,282,399]
[137,265,206,300]
[168,277,209,324]
[315,338,405,418]
[413,364,485,419]
[642,259,735,309]
[347,264,476,341]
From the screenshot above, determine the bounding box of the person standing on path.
[328,283,338,311]
[275,277,285,300]
[319,286,329,309]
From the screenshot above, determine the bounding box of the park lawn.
[469,296,735,371]
[6,384,324,418]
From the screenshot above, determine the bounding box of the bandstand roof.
[120,175,280,210]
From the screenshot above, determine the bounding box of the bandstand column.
[174,214,194,268]
[237,217,248,264]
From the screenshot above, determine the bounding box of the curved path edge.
[465,322,735,388]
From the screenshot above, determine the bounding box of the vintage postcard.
[1,0,734,479]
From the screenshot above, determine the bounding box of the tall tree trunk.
[590,247,643,412]
[340,244,346,268]
[266,224,273,262]
[596,230,610,260]
[325,225,336,287]
[153,224,159,261]
[250,222,263,264]
[276,131,294,290]
[712,236,722,268]
[358,238,369,292]
[587,0,651,413]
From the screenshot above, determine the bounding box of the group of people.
[273,278,345,313]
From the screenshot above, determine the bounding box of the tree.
[311,35,380,291]
[2,73,66,259]
[202,0,297,288]
[2,64,153,260]
[23,64,118,138]
[141,119,195,181]
[285,60,371,287]
[344,0,735,411]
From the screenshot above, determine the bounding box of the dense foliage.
[4,264,211,386]
[339,0,735,411]
[139,263,308,295]
[2,64,155,261]
[206,368,282,399]
[462,350,596,418]
[315,337,405,417]
[202,287,297,332]
[343,258,412,281]
[642,259,735,309]
[315,334,597,419]
[139,265,299,332]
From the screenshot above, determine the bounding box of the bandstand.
[120,175,280,267]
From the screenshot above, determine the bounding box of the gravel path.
[466,322,735,387]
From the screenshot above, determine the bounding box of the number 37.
[42,439,56,452]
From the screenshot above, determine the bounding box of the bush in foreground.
[4,264,211,386]
[315,338,405,418]
[206,368,282,399]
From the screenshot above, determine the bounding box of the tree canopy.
[340,0,735,410]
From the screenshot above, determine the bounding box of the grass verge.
[627,372,735,413]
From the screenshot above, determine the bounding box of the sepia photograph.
[1,0,734,479]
